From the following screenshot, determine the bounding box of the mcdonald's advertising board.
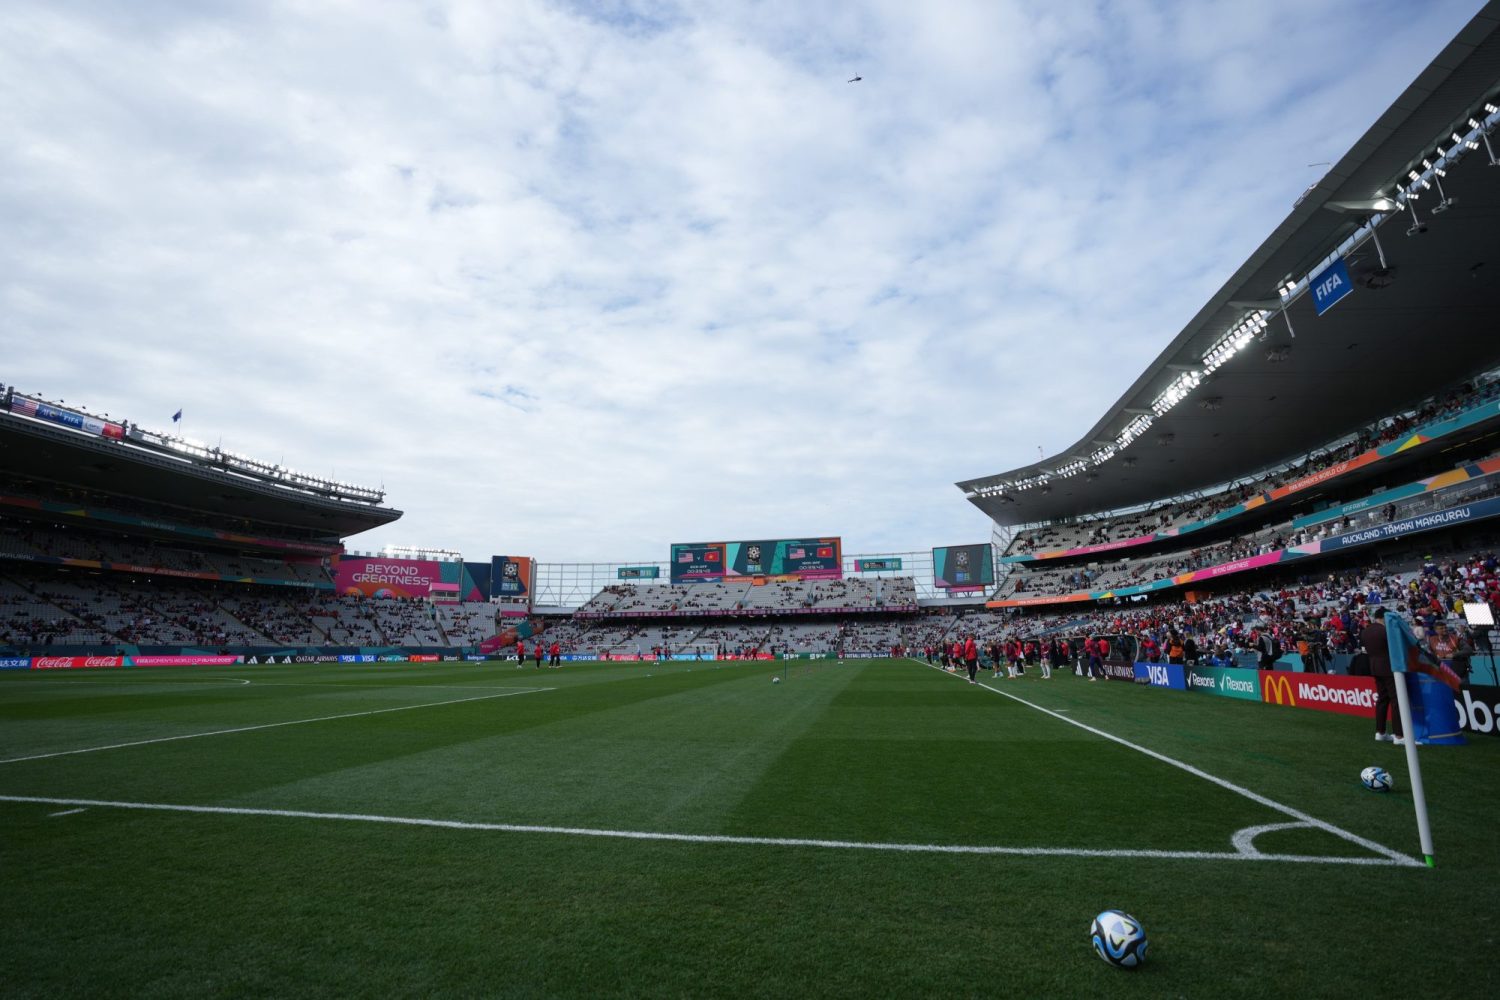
[1257,670,1375,718]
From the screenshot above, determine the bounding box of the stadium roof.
[961,2,1500,527]
[0,413,402,539]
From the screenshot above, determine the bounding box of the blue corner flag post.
[1386,612,1439,867]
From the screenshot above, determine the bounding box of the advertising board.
[333,556,450,599]
[1132,662,1187,690]
[1258,671,1376,717]
[1184,666,1262,701]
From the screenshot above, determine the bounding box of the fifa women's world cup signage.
[932,543,994,591]
[669,538,842,584]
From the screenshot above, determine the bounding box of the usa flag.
[11,397,38,418]
[788,547,805,559]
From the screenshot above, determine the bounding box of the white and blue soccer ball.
[1091,909,1148,969]
[772,676,781,684]
[1360,766,1393,792]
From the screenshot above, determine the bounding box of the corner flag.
[1384,612,1446,867]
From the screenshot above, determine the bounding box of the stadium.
[4,4,1500,998]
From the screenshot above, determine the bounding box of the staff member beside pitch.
[1360,608,1403,745]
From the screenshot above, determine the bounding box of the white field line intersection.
[915,660,1423,868]
[0,687,554,765]
[0,794,1413,865]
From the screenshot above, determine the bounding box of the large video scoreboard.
[670,537,842,583]
[932,543,994,591]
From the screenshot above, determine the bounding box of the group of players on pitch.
[513,639,563,668]
[924,635,1111,685]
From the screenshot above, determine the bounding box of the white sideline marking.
[48,807,87,817]
[0,687,554,765]
[915,661,1424,869]
[0,795,1412,865]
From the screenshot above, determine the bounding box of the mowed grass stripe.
[0,660,717,763]
[0,662,793,816]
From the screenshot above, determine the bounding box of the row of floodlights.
[976,100,1500,501]
[143,428,384,503]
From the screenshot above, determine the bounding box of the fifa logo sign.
[1262,674,1296,706]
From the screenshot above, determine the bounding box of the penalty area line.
[0,795,1412,866]
[913,660,1424,869]
[0,687,554,766]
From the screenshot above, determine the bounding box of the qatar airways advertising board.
[333,556,449,599]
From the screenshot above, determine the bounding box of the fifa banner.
[491,556,534,599]
[932,544,994,591]
[669,538,842,584]
[332,556,463,599]
[8,396,126,441]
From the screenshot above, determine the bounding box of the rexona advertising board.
[1184,666,1262,701]
[933,543,994,591]
[670,539,842,583]
[333,556,461,599]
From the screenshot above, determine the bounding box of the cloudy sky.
[0,0,1483,563]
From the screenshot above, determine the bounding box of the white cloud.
[0,0,1484,563]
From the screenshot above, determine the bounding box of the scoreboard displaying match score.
[670,537,842,584]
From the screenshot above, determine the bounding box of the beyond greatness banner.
[333,556,462,599]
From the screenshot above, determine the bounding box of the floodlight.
[1463,602,1494,627]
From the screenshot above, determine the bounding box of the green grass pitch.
[2,657,1496,998]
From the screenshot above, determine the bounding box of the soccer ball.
[1360,766,1394,792]
[772,676,781,684]
[1090,910,1148,969]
